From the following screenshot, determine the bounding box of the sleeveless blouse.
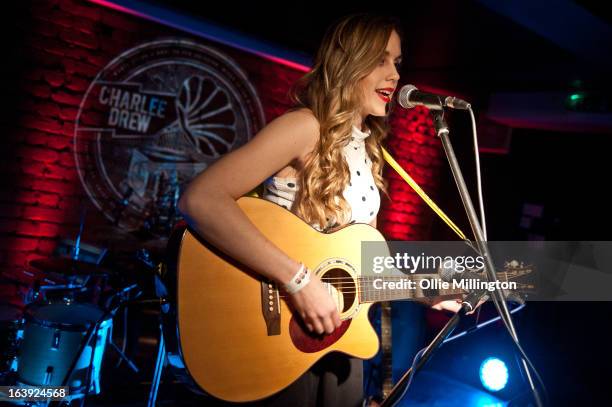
[262,125,381,231]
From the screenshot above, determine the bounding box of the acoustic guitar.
[164,196,527,402]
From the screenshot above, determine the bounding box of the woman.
[179,13,458,406]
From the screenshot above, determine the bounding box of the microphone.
[438,264,489,312]
[438,263,525,311]
[398,84,471,110]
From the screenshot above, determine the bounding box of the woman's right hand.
[287,275,342,335]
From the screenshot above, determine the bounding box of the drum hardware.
[73,205,87,262]
[111,185,132,229]
[32,207,110,277]
[4,270,142,406]
[107,338,139,374]
[55,239,108,268]
[67,313,105,393]
[17,303,112,393]
[29,256,112,309]
[26,276,88,306]
[12,284,142,405]
[0,207,156,404]
[0,303,23,375]
[141,171,182,237]
[2,203,160,403]
[146,298,170,407]
[102,284,141,374]
[147,261,172,407]
[148,319,165,407]
[136,248,156,270]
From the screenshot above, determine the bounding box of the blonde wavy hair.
[290,14,401,229]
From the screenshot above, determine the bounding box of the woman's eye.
[379,59,385,66]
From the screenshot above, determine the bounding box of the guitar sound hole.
[320,268,356,313]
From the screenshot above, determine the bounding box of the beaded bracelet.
[284,262,311,294]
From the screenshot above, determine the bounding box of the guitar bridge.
[261,280,281,335]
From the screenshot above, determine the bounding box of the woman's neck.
[353,115,366,131]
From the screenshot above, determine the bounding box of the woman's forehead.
[385,31,402,57]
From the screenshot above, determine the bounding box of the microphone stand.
[380,306,466,407]
[381,109,543,407]
[441,109,542,404]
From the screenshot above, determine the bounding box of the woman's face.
[358,30,402,123]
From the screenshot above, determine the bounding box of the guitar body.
[163,197,387,402]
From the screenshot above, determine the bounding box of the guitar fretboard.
[358,274,470,303]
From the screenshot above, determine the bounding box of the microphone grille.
[438,262,456,282]
[398,84,418,108]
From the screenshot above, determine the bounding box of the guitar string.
[276,275,511,283]
[301,273,510,280]
[276,287,467,299]
[276,294,462,301]
[307,277,501,282]
[275,282,525,298]
[269,277,518,298]
[275,287,518,297]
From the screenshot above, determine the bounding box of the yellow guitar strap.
[247,147,468,241]
[382,147,468,241]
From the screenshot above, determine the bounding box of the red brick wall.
[382,107,444,240]
[0,0,302,295]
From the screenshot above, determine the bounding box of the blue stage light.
[479,357,509,392]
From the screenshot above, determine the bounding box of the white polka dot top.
[262,125,381,231]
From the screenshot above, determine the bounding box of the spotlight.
[479,357,508,392]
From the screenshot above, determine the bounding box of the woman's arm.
[178,108,341,335]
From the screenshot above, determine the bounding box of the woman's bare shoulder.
[179,108,319,202]
[259,107,320,160]
[269,108,319,138]
[290,107,318,123]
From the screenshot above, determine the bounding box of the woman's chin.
[364,106,389,118]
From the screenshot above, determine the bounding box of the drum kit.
[0,256,142,406]
[0,197,181,406]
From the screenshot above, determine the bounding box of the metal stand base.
[147,324,166,407]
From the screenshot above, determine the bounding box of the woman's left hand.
[431,298,486,315]
[431,299,462,313]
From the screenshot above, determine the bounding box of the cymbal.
[30,257,111,276]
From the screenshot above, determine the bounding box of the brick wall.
[382,107,444,240]
[0,0,302,296]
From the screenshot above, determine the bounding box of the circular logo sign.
[75,39,265,234]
